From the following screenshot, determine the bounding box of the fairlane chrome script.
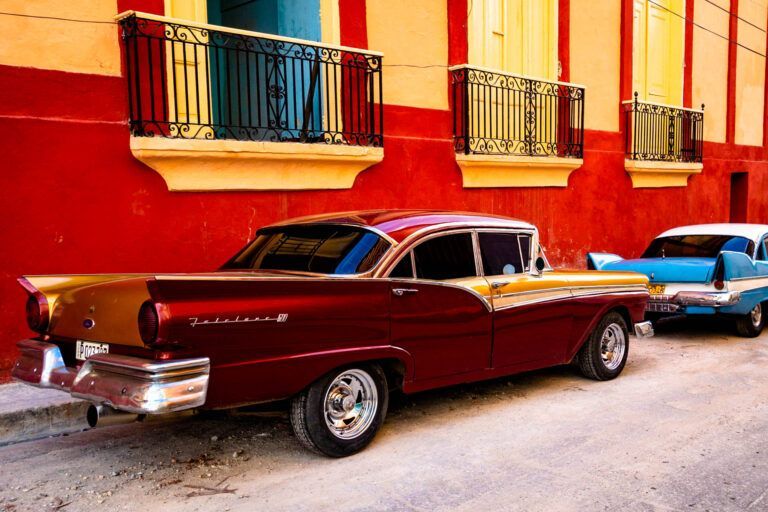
[189,314,289,327]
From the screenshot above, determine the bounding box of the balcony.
[623,93,704,188]
[116,11,384,191]
[450,64,585,187]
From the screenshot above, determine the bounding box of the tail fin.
[587,253,624,270]
[718,251,759,280]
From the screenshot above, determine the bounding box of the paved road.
[2,318,768,512]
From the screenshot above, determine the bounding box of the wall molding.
[624,159,703,188]
[456,154,583,188]
[130,137,383,191]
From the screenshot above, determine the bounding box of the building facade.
[1,0,767,378]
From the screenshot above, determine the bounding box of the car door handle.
[392,288,419,296]
[491,281,509,290]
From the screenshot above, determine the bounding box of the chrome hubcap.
[601,323,626,371]
[751,304,762,328]
[324,369,378,439]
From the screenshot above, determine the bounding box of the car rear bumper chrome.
[12,339,209,414]
[646,290,741,312]
[633,321,654,338]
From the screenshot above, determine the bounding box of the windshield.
[222,225,391,274]
[641,235,754,258]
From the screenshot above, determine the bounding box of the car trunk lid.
[601,257,717,283]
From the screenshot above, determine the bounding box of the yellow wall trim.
[456,154,583,188]
[0,0,121,76]
[624,160,703,188]
[130,137,384,191]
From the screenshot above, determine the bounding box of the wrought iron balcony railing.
[117,12,383,146]
[450,65,585,158]
[624,93,703,163]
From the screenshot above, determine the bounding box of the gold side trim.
[495,290,649,311]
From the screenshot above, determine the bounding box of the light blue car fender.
[719,251,768,315]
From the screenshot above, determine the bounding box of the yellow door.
[469,0,557,79]
[467,0,557,152]
[633,0,684,105]
[164,0,212,136]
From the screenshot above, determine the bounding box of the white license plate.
[75,340,109,361]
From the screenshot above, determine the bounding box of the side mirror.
[534,256,546,275]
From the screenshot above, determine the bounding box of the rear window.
[222,225,391,274]
[642,235,755,258]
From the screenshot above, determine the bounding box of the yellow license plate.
[648,284,666,295]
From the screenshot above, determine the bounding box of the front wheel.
[735,303,765,338]
[577,311,629,381]
[290,365,388,457]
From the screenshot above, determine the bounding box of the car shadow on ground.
[652,315,741,340]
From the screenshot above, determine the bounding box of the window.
[468,0,557,79]
[479,232,532,275]
[642,235,754,258]
[759,238,768,261]
[413,233,477,280]
[632,0,684,105]
[389,253,414,279]
[222,225,391,274]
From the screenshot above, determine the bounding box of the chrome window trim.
[475,228,536,276]
[381,228,480,280]
[374,222,541,278]
[229,223,397,278]
[385,250,416,279]
[395,221,536,252]
[471,230,485,277]
[259,222,399,247]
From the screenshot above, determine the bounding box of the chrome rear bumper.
[12,339,209,414]
[633,321,654,338]
[646,290,741,312]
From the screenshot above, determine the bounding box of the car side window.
[413,233,477,280]
[389,253,414,278]
[478,232,529,275]
[760,238,768,261]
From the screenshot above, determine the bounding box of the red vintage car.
[13,210,652,456]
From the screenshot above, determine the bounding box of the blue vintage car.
[588,224,768,337]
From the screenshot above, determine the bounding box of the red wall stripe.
[558,0,571,82]
[619,0,635,130]
[763,7,768,148]
[448,0,468,66]
[683,0,694,108]
[726,0,739,143]
[339,0,368,49]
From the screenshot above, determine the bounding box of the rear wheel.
[290,365,388,457]
[577,312,629,381]
[735,303,765,338]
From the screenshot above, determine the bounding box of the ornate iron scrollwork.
[119,13,383,147]
[451,65,585,158]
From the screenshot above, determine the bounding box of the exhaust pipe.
[86,404,139,428]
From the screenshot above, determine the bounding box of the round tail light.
[26,294,49,332]
[714,280,725,290]
[138,301,159,344]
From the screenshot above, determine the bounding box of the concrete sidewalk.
[0,382,89,445]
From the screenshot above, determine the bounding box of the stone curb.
[0,383,90,445]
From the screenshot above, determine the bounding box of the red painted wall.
[1,2,767,379]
